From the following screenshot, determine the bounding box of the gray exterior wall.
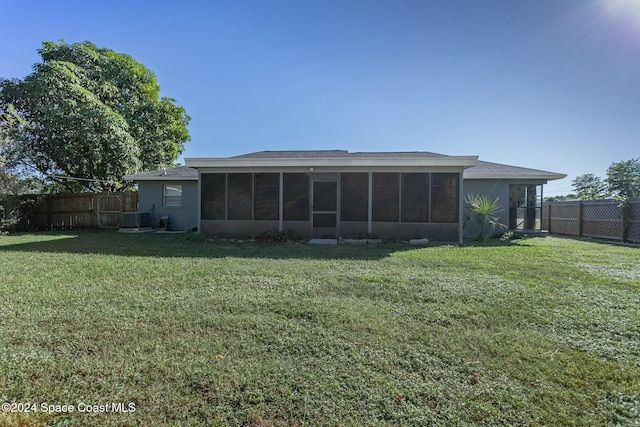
[463,179,549,236]
[463,180,510,235]
[137,181,198,231]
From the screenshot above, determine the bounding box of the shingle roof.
[124,151,565,181]
[123,166,197,181]
[233,150,446,158]
[464,161,566,180]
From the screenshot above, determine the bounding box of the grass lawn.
[0,232,639,426]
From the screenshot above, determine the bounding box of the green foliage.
[545,194,579,202]
[572,173,609,200]
[0,41,190,192]
[0,195,38,232]
[255,228,301,242]
[499,231,529,241]
[464,194,506,241]
[184,231,207,242]
[606,158,640,200]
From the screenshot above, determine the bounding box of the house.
[123,150,565,242]
[122,166,198,232]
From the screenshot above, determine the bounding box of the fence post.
[577,201,583,238]
[47,196,53,229]
[621,201,627,242]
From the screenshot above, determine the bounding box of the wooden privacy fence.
[0,192,137,230]
[543,199,640,243]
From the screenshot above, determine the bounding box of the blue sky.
[2,0,639,196]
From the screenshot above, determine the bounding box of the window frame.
[163,184,183,207]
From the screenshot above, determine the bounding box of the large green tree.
[571,173,609,200]
[0,41,190,191]
[607,158,640,200]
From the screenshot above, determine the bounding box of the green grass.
[0,232,638,426]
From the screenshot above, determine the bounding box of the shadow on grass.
[547,234,640,249]
[0,231,533,260]
[462,237,534,248]
[0,230,437,260]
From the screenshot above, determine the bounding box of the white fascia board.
[185,156,478,169]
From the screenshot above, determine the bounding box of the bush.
[255,228,301,242]
[499,231,529,241]
[464,194,506,241]
[0,196,36,232]
[185,231,207,242]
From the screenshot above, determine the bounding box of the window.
[228,173,252,220]
[163,184,183,207]
[401,173,429,222]
[431,173,459,223]
[254,173,279,221]
[283,173,309,221]
[341,173,368,222]
[201,174,226,220]
[372,173,399,222]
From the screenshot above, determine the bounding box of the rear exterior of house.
[123,166,198,231]
[124,150,565,242]
[463,161,565,233]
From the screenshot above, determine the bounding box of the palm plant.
[464,194,506,241]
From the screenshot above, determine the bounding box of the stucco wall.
[137,181,198,231]
[463,179,549,236]
[463,180,510,236]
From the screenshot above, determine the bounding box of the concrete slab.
[308,238,338,245]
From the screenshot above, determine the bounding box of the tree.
[464,194,506,241]
[606,158,640,200]
[0,41,190,192]
[571,173,608,200]
[0,106,15,195]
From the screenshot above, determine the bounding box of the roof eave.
[463,173,567,180]
[123,175,197,181]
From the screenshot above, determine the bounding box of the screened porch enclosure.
[509,184,542,230]
[199,171,461,240]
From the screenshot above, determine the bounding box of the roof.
[186,150,476,169]
[233,150,446,158]
[464,161,566,180]
[123,151,565,181]
[123,166,197,181]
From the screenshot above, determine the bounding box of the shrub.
[464,194,506,241]
[255,228,301,243]
[185,231,207,242]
